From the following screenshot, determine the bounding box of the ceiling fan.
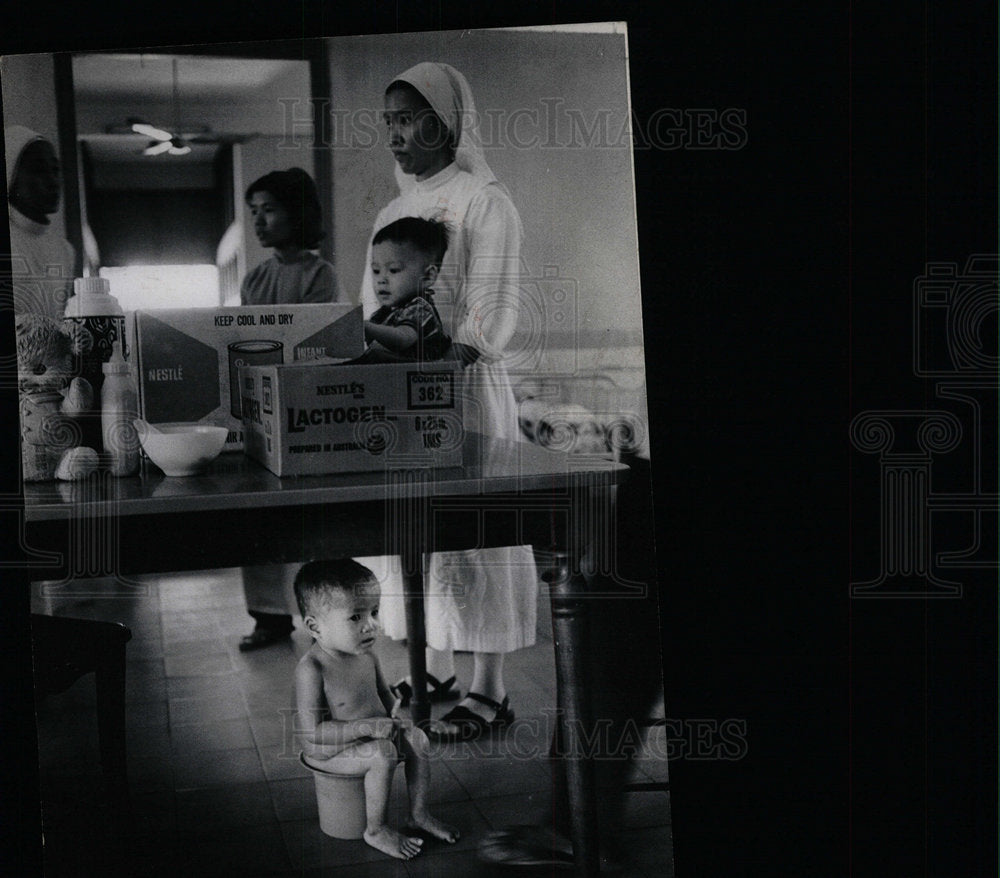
[114,58,217,156]
[132,124,191,157]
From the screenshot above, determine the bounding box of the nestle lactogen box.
[240,362,464,476]
[128,305,363,449]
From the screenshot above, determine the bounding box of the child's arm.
[373,654,399,718]
[364,320,418,353]
[295,658,395,754]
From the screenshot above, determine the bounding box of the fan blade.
[143,140,173,156]
[132,122,172,141]
[167,142,192,156]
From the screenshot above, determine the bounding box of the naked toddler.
[294,559,459,859]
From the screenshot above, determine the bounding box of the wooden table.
[22,433,628,875]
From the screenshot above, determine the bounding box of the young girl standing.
[241,167,337,306]
[238,167,339,651]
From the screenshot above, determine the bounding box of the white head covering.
[388,62,497,193]
[5,124,46,191]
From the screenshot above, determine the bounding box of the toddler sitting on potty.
[294,559,458,859]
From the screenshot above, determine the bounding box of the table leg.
[401,545,430,728]
[546,551,600,876]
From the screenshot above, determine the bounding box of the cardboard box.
[128,304,363,450]
[241,362,465,476]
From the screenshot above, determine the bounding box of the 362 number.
[417,386,444,402]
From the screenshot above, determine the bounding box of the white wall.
[326,29,647,452]
[327,30,643,347]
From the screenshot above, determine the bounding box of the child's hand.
[390,695,404,719]
[367,716,399,739]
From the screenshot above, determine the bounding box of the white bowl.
[135,421,228,477]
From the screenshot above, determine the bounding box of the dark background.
[2,2,996,875]
[87,190,222,265]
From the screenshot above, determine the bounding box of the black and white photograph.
[4,20,668,878]
[2,3,995,877]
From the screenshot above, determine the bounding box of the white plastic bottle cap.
[65,276,123,318]
[73,277,111,296]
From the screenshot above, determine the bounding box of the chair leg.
[94,641,130,824]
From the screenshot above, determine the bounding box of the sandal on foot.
[430,692,514,742]
[390,673,461,708]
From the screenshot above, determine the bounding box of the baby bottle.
[100,340,140,477]
[64,276,126,408]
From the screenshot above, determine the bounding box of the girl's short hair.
[245,167,324,249]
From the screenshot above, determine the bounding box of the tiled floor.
[30,568,672,877]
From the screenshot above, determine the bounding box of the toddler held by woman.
[361,217,451,363]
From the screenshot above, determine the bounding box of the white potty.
[299,752,401,839]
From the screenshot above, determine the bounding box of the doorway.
[66,42,328,309]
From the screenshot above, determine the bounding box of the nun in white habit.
[357,62,538,740]
[5,125,75,319]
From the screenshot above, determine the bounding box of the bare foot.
[410,811,460,844]
[363,826,424,860]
